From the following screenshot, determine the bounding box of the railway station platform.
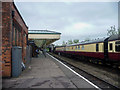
[2,53,100,89]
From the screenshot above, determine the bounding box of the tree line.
[62,25,120,45]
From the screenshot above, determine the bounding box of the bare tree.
[107,25,118,36]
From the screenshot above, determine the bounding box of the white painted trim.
[47,53,102,90]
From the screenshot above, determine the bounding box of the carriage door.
[104,38,109,61]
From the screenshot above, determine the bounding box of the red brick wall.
[12,4,28,34]
[2,2,28,77]
[2,2,12,77]
[12,2,28,64]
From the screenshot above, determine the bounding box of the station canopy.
[28,30,61,48]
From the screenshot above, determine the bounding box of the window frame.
[109,43,113,51]
[115,41,120,52]
[72,47,74,50]
[78,46,80,50]
[96,43,99,52]
[75,46,77,50]
[82,45,84,50]
[15,28,17,46]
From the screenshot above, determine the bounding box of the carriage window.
[96,43,99,52]
[109,43,113,50]
[72,47,73,49]
[78,46,80,50]
[115,41,120,52]
[82,45,84,50]
[75,46,77,49]
[67,47,69,50]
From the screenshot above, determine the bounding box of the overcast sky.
[15,2,118,45]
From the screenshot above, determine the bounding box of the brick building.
[2,2,28,77]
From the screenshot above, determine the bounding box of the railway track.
[48,52,120,89]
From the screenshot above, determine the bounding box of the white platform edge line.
[47,53,102,90]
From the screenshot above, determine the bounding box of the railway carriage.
[54,34,120,65]
[107,35,120,62]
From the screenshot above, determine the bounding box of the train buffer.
[2,53,100,89]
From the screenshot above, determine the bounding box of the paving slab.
[47,54,98,89]
[2,54,76,88]
[2,53,99,89]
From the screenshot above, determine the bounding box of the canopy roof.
[28,30,61,48]
[29,30,61,34]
